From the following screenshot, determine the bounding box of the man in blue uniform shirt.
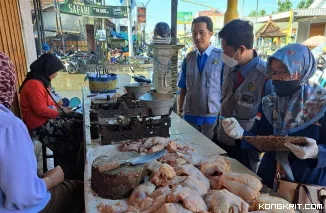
[214,19,273,173]
[178,16,224,140]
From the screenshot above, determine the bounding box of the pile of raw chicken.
[98,137,294,213]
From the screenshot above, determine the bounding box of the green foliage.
[248,9,266,17]
[277,0,293,12]
[297,0,314,8]
[259,9,267,16]
[248,10,258,17]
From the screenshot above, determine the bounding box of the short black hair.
[218,19,254,50]
[192,16,213,32]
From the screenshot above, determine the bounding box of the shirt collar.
[233,50,259,78]
[196,45,213,57]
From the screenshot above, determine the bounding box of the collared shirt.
[232,50,273,96]
[177,45,220,126]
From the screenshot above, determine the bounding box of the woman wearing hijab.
[0,52,84,212]
[221,43,326,188]
[19,54,83,177]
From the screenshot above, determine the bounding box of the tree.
[259,9,267,16]
[277,0,293,12]
[297,0,306,8]
[248,10,258,17]
[297,0,314,8]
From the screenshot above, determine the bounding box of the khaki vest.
[217,58,268,145]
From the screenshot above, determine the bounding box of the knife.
[97,149,166,173]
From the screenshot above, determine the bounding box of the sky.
[106,0,303,33]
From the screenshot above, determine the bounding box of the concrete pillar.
[296,21,310,43]
[18,0,37,67]
[224,0,239,25]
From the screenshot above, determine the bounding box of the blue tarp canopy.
[111,31,137,41]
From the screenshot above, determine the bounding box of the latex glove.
[222,117,244,139]
[284,138,319,159]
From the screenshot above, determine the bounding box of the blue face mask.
[272,80,301,97]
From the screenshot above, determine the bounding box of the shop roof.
[256,19,286,38]
[256,8,326,23]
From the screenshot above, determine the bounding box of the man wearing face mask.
[178,16,224,140]
[214,19,273,172]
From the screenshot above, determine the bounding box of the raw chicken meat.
[200,156,231,176]
[150,186,171,200]
[140,186,172,213]
[97,202,138,213]
[166,176,187,185]
[208,176,220,190]
[140,137,172,153]
[160,153,187,167]
[204,189,249,213]
[181,176,208,196]
[145,160,163,173]
[167,141,195,154]
[165,176,208,196]
[151,164,176,187]
[217,172,262,202]
[174,164,210,190]
[154,203,192,213]
[167,186,208,212]
[176,150,204,166]
[119,140,143,152]
[148,143,165,153]
[128,182,156,211]
[251,194,295,213]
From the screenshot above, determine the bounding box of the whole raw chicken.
[217,172,262,202]
[200,155,231,176]
[166,176,208,196]
[174,164,210,190]
[167,185,208,212]
[204,189,249,213]
[140,186,172,213]
[128,182,156,211]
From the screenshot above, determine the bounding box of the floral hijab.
[262,43,326,135]
[0,52,16,109]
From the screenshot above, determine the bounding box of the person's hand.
[222,117,244,139]
[44,166,64,188]
[284,138,318,159]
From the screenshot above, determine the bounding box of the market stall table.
[82,86,268,213]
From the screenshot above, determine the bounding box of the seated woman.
[0,52,84,213]
[19,54,83,177]
[222,43,326,188]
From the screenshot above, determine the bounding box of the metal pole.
[37,0,46,44]
[242,0,244,17]
[171,0,178,44]
[127,0,133,56]
[33,0,42,56]
[56,1,65,54]
[53,0,59,34]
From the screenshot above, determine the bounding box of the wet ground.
[51,65,153,99]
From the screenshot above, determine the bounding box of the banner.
[58,0,127,18]
[137,7,146,23]
[177,12,193,24]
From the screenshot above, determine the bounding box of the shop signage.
[177,12,193,24]
[137,7,146,23]
[58,0,127,18]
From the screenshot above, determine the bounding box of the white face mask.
[222,51,239,67]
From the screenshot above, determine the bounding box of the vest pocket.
[235,93,256,120]
[208,90,221,114]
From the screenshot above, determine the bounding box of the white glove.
[222,117,244,139]
[284,138,319,159]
